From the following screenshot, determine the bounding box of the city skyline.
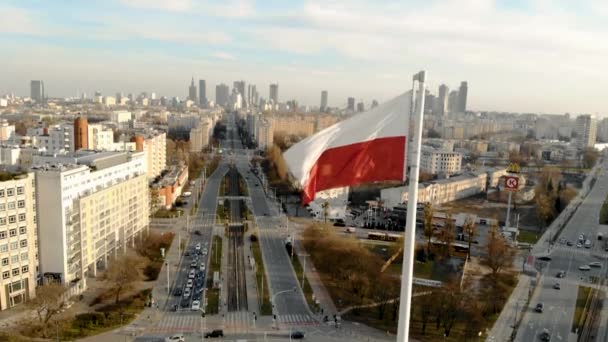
[1,0,608,115]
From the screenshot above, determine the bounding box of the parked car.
[579,265,591,271]
[200,264,206,272]
[173,288,183,296]
[204,330,224,338]
[202,248,208,255]
[556,270,566,278]
[539,329,551,341]
[577,243,583,248]
[165,334,185,342]
[183,288,191,298]
[553,283,560,290]
[291,331,305,339]
[186,279,193,288]
[566,241,573,246]
[190,261,197,268]
[589,261,602,268]
[189,270,196,279]
[191,300,201,310]
[535,303,544,313]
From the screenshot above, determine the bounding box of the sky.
[0,0,607,115]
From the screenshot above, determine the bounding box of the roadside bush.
[250,234,258,242]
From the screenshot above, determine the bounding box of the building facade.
[30,80,44,103]
[269,84,279,104]
[35,152,149,294]
[575,114,597,149]
[420,148,462,175]
[0,173,38,311]
[320,91,328,112]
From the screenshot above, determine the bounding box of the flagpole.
[396,70,426,342]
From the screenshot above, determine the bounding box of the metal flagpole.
[396,70,426,342]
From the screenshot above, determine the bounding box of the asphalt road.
[517,158,608,342]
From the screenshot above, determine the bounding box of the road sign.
[505,176,519,191]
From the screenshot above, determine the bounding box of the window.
[0,218,5,225]
[17,200,24,208]
[8,216,15,224]
[18,214,25,222]
[19,227,26,235]
[9,229,16,237]
[0,231,5,239]
[11,268,19,276]
[19,240,27,248]
[16,187,24,195]
[0,190,4,197]
[0,244,7,252]
[21,266,28,274]
[2,271,8,279]
[10,255,18,264]
[7,202,15,210]
[6,189,14,196]
[1,258,8,266]
[0,203,4,211]
[20,252,27,261]
[10,242,17,250]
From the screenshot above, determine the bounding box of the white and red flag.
[284,91,412,204]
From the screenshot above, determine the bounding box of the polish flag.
[284,91,412,204]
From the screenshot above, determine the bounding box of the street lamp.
[271,287,297,328]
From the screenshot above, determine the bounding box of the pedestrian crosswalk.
[275,313,317,325]
[151,314,205,333]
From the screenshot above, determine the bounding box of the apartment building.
[0,120,15,142]
[35,151,149,294]
[29,123,74,153]
[271,116,315,137]
[420,147,462,175]
[189,118,212,153]
[256,120,273,150]
[0,172,38,311]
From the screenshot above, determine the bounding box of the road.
[517,157,608,342]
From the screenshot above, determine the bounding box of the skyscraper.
[356,102,365,112]
[188,77,197,102]
[320,90,328,112]
[233,81,246,108]
[30,80,44,103]
[437,84,449,116]
[198,80,207,107]
[347,97,355,111]
[457,81,468,113]
[575,114,597,148]
[216,84,230,107]
[251,85,257,107]
[269,83,279,104]
[448,90,459,113]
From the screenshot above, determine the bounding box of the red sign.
[505,176,519,191]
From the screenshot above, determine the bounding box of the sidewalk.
[487,274,533,341]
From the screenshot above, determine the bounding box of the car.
[577,243,583,248]
[202,248,208,255]
[556,271,566,278]
[183,288,191,298]
[189,270,196,279]
[194,230,201,236]
[204,330,224,338]
[190,261,198,268]
[186,279,193,288]
[589,261,602,268]
[559,238,566,244]
[538,256,552,261]
[535,303,544,313]
[553,283,560,290]
[579,234,585,242]
[539,329,551,341]
[200,264,206,272]
[184,250,190,256]
[579,265,591,271]
[195,244,201,251]
[165,334,185,342]
[291,331,305,339]
[173,288,183,296]
[566,241,573,246]
[191,300,201,310]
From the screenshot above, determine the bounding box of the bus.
[368,231,401,242]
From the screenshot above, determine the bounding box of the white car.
[579,265,591,271]
[184,288,191,298]
[189,269,196,279]
[200,264,206,272]
[202,248,208,255]
[577,243,583,248]
[195,244,201,251]
[589,261,602,268]
[191,300,201,310]
[165,334,185,342]
[186,279,193,288]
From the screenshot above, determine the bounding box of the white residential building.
[111,110,132,124]
[0,172,38,311]
[0,120,15,142]
[35,151,149,294]
[575,114,597,149]
[256,120,273,150]
[420,147,462,175]
[30,123,75,153]
[87,124,114,150]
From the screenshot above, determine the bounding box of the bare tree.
[463,216,477,258]
[423,202,434,255]
[104,253,145,304]
[436,213,455,258]
[482,224,515,281]
[27,283,67,337]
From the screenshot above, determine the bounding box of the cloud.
[118,0,192,12]
[211,51,237,60]
[0,5,44,35]
[118,0,255,17]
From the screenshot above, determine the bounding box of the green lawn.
[206,288,220,314]
[206,236,223,314]
[251,237,272,315]
[572,286,593,332]
[517,230,540,244]
[290,251,319,312]
[413,259,434,279]
[216,204,226,223]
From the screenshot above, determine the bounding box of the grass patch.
[517,230,540,244]
[290,250,320,312]
[413,259,434,279]
[216,204,226,223]
[601,195,608,225]
[205,236,223,314]
[572,286,593,333]
[251,235,272,315]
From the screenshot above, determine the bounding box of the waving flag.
[284,92,412,204]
